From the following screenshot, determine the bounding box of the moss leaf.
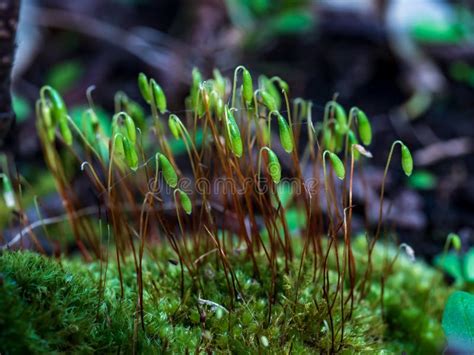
[442,291,474,351]
[463,249,474,282]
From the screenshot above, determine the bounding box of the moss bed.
[0,237,451,353]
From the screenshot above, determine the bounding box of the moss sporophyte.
[0,66,448,354]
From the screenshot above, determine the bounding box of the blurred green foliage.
[225,0,315,47]
[12,95,31,123]
[450,60,474,87]
[71,105,112,137]
[435,249,474,289]
[411,5,474,44]
[408,170,437,190]
[45,60,84,93]
[442,291,474,352]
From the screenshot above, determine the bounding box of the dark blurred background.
[4,0,474,257]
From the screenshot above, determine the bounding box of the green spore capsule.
[208,90,217,113]
[178,189,192,215]
[226,107,243,157]
[86,108,99,132]
[271,76,289,94]
[266,148,281,184]
[123,137,138,171]
[157,153,178,188]
[81,110,96,143]
[242,68,253,106]
[168,114,181,139]
[276,113,293,153]
[196,89,206,117]
[47,126,56,143]
[356,109,372,146]
[333,102,347,133]
[41,103,53,128]
[43,86,68,125]
[323,129,335,151]
[447,233,461,252]
[58,116,73,146]
[278,79,289,93]
[260,91,277,112]
[215,97,224,118]
[401,144,413,176]
[126,101,146,130]
[113,133,125,157]
[124,114,136,144]
[41,104,55,142]
[334,125,344,153]
[138,72,151,104]
[211,91,224,118]
[328,152,345,180]
[262,76,281,109]
[113,113,134,144]
[259,119,270,145]
[150,80,167,114]
[1,174,16,209]
[191,68,203,108]
[213,69,226,98]
[192,68,203,87]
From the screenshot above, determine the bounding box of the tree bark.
[0,0,20,148]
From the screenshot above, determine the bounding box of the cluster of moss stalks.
[0,66,452,353]
[0,237,450,354]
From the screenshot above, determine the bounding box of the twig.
[414,137,473,167]
[23,5,191,83]
[1,198,252,250]
[1,205,97,250]
[198,297,229,313]
[193,248,218,265]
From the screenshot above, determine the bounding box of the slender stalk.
[361,140,403,298]
[231,65,245,108]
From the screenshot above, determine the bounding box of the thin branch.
[414,137,473,167]
[23,5,191,83]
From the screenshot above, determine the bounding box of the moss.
[0,238,452,353]
[0,252,111,353]
[351,237,451,353]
